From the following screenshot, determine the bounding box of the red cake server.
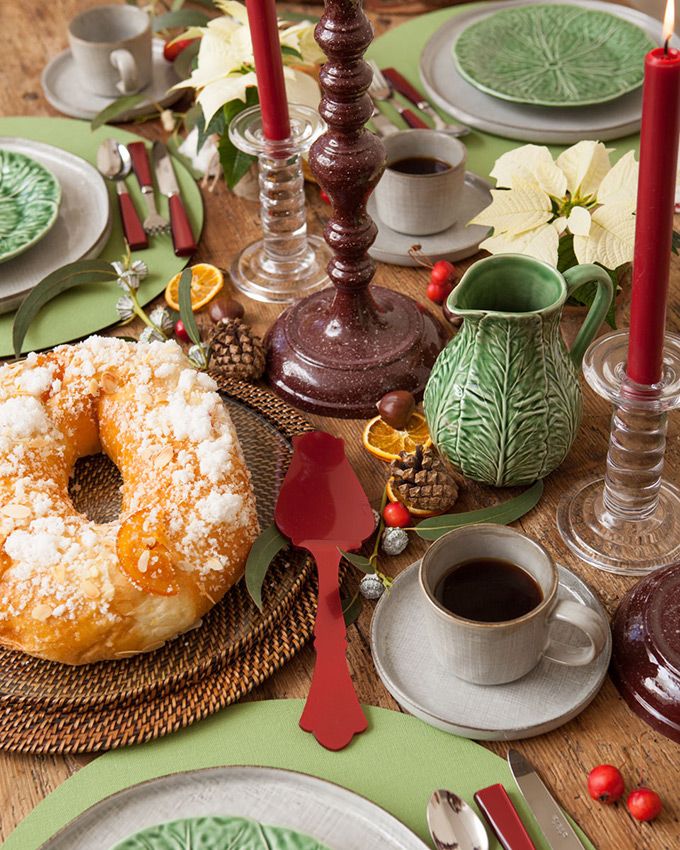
[275,431,375,750]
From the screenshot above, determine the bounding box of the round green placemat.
[0,117,203,357]
[365,4,640,178]
[3,700,596,850]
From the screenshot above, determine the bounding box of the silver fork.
[368,61,468,139]
[127,141,170,235]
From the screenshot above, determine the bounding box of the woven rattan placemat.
[0,380,318,753]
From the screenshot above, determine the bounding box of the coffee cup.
[68,5,152,98]
[374,129,466,236]
[419,524,609,685]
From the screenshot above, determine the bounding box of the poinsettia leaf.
[342,592,363,627]
[281,44,303,61]
[217,88,259,189]
[13,260,116,357]
[573,204,635,270]
[415,479,544,540]
[178,268,202,346]
[557,233,578,273]
[480,223,559,266]
[153,9,210,32]
[470,183,553,235]
[338,548,374,574]
[91,94,145,130]
[245,523,289,610]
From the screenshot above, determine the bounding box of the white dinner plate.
[420,0,679,143]
[39,766,430,850]
[0,138,110,315]
[371,560,612,741]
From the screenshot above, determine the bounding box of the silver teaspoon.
[427,789,489,850]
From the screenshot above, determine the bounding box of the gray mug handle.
[110,49,139,95]
[543,599,608,666]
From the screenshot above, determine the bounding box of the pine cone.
[389,444,460,513]
[208,318,265,381]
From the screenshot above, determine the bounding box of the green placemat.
[365,5,640,178]
[0,117,203,357]
[3,700,595,850]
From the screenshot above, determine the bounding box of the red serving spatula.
[275,431,375,750]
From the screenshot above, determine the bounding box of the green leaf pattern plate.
[112,816,331,850]
[453,4,654,107]
[0,149,61,263]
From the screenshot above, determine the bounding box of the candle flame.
[664,0,675,46]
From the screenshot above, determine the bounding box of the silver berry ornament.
[188,343,209,369]
[149,306,174,335]
[359,573,385,600]
[372,508,381,529]
[139,326,165,344]
[381,527,409,556]
[115,295,135,322]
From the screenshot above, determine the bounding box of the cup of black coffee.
[419,524,608,685]
[375,129,466,235]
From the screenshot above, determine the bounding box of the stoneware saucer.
[370,559,612,740]
[367,171,491,266]
[41,39,181,122]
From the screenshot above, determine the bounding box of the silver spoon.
[427,789,489,850]
[96,139,147,251]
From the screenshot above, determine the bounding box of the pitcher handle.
[563,264,614,368]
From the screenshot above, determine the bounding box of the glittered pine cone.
[389,444,460,514]
[208,318,265,381]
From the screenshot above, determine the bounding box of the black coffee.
[435,559,543,623]
[389,156,451,175]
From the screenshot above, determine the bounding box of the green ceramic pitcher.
[424,254,613,487]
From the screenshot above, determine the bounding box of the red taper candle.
[627,0,680,385]
[246,0,291,140]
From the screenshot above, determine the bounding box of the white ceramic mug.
[374,129,466,235]
[419,524,609,685]
[68,5,152,97]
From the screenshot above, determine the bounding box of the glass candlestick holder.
[557,330,680,576]
[228,104,331,303]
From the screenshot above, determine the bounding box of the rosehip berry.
[627,788,662,822]
[427,281,453,305]
[587,765,625,804]
[163,37,198,62]
[430,260,456,285]
[383,501,412,528]
[174,319,190,343]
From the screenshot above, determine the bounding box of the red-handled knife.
[382,68,469,137]
[151,141,197,257]
[474,784,537,850]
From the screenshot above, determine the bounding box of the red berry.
[383,502,412,528]
[587,765,625,804]
[427,281,453,305]
[626,788,662,822]
[430,260,456,286]
[320,189,330,204]
[163,37,199,63]
[174,319,190,343]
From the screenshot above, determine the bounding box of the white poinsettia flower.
[469,140,638,271]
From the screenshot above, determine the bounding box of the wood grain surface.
[2,1,679,847]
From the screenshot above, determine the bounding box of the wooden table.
[2,1,679,847]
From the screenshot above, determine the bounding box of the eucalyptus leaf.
[91,94,146,130]
[13,261,116,357]
[414,479,544,540]
[178,267,202,346]
[245,523,289,610]
[342,593,363,627]
[153,9,210,31]
[338,548,374,574]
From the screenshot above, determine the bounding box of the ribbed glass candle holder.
[228,104,330,303]
[557,330,680,576]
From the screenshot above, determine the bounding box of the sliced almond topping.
[100,372,118,394]
[81,579,100,599]
[205,558,222,572]
[88,378,100,396]
[53,564,66,584]
[32,603,52,622]
[137,549,150,574]
[155,446,173,468]
[142,536,157,548]
[2,504,31,520]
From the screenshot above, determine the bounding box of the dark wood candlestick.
[265,0,445,418]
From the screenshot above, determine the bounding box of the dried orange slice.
[385,478,442,518]
[164,263,224,312]
[362,412,431,462]
[117,511,178,596]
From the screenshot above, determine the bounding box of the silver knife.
[151,141,197,257]
[508,750,588,850]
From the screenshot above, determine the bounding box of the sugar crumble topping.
[0,336,257,628]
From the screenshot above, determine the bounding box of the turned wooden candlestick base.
[265,0,445,418]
